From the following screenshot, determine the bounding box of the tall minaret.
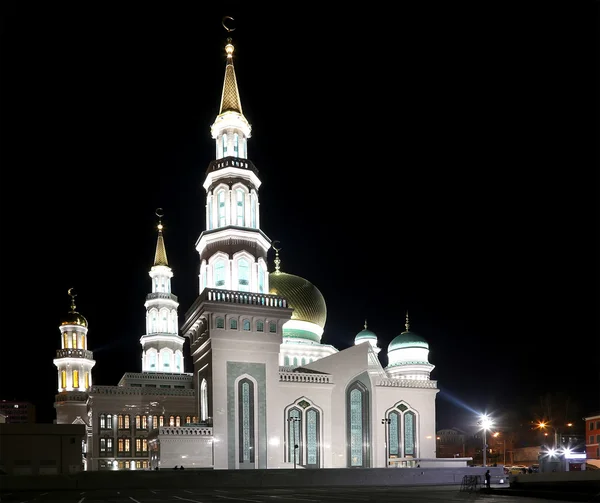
[196,35,271,295]
[54,288,95,424]
[140,208,185,373]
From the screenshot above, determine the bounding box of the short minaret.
[54,288,95,424]
[140,209,185,373]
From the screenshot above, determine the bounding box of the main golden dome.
[61,310,88,328]
[269,271,327,329]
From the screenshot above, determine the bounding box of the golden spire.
[68,287,77,312]
[272,241,282,273]
[218,35,243,115]
[153,208,169,266]
[404,311,410,332]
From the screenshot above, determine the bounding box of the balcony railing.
[206,156,258,176]
[203,288,288,308]
[375,378,438,389]
[146,292,178,302]
[55,348,94,359]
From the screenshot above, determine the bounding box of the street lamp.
[381,418,391,467]
[478,414,493,467]
[287,417,300,469]
[537,421,558,449]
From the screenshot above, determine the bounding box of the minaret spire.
[219,36,243,115]
[273,241,282,273]
[153,208,168,266]
[404,311,410,332]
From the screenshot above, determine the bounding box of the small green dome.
[355,321,377,342]
[388,330,428,351]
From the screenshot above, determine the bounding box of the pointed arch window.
[233,133,239,156]
[238,258,250,291]
[346,381,370,467]
[72,333,77,349]
[169,415,175,427]
[63,332,68,349]
[217,190,226,228]
[236,189,245,226]
[404,411,416,457]
[106,414,113,428]
[148,351,157,370]
[306,408,320,467]
[222,134,228,157]
[175,352,182,372]
[287,408,302,465]
[215,259,226,288]
[100,414,106,429]
[258,266,264,293]
[284,356,290,365]
[238,378,255,464]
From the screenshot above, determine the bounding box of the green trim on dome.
[388,331,428,351]
[355,329,377,341]
[282,328,320,344]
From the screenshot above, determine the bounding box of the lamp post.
[381,418,391,467]
[537,421,559,450]
[287,417,300,469]
[478,414,493,467]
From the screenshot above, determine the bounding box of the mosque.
[53,33,439,471]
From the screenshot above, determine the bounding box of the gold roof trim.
[219,38,243,115]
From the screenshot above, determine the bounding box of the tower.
[182,34,293,469]
[140,209,185,373]
[54,288,95,425]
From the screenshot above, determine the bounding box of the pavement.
[1,484,597,503]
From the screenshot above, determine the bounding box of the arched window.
[175,416,181,427]
[258,266,264,293]
[161,309,168,332]
[148,351,157,370]
[269,321,277,333]
[85,372,89,389]
[293,357,298,366]
[346,381,370,467]
[222,134,228,157]
[284,356,289,365]
[216,317,225,329]
[185,416,191,424]
[100,414,106,429]
[236,189,245,226]
[238,258,250,291]
[404,411,416,458]
[230,318,238,329]
[150,311,158,333]
[208,196,213,230]
[72,370,79,388]
[306,408,321,468]
[63,332,68,349]
[388,411,401,457]
[243,319,251,331]
[287,408,302,465]
[215,259,226,288]
[175,352,182,372]
[234,133,239,156]
[160,349,171,370]
[61,370,66,389]
[238,378,255,465]
[169,415,175,427]
[200,379,208,421]
[106,414,113,428]
[217,190,226,227]
[135,415,141,429]
[250,193,257,228]
[256,320,264,332]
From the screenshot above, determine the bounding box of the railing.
[89,386,195,397]
[279,371,332,384]
[155,426,213,436]
[119,372,193,382]
[203,288,288,309]
[55,391,88,402]
[376,378,438,389]
[206,156,258,175]
[146,292,178,302]
[55,348,94,359]
[460,475,481,492]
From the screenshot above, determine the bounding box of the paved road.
[0,485,586,503]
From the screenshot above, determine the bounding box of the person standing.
[485,469,491,488]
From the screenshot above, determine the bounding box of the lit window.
[106,415,113,428]
[124,415,130,429]
[63,332,68,349]
[243,319,251,331]
[61,370,67,389]
[238,258,250,291]
[100,414,106,429]
[135,415,141,429]
[84,372,89,389]
[217,190,226,228]
[73,370,79,388]
[159,415,164,427]
[185,416,191,424]
[234,133,239,156]
[72,333,77,349]
[142,415,148,429]
[215,260,226,287]
[236,189,245,226]
[257,320,264,332]
[169,415,175,427]
[176,416,181,427]
[118,415,124,429]
[222,134,228,156]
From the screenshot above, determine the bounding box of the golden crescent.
[156,207,164,218]
[68,287,76,297]
[222,16,235,32]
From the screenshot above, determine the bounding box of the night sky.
[2,2,598,428]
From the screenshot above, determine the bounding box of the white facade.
[55,34,440,472]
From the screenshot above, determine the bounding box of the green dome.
[355,328,377,341]
[388,330,428,351]
[269,271,327,329]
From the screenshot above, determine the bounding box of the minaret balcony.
[146,292,178,302]
[206,156,258,176]
[55,348,94,359]
[189,288,289,314]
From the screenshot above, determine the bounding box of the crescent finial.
[222,16,236,32]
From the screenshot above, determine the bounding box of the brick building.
[584,412,600,460]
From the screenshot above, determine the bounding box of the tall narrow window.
[222,134,228,156]
[63,332,68,349]
[256,320,264,332]
[238,258,250,291]
[287,408,302,465]
[100,414,106,429]
[159,415,164,427]
[72,333,77,349]
[124,415,130,429]
[201,379,208,421]
[84,372,89,389]
[217,190,226,228]
[269,322,277,333]
[176,416,181,427]
[118,415,124,429]
[243,319,251,331]
[149,351,157,370]
[258,267,264,293]
[135,415,141,429]
[306,408,320,468]
[236,189,245,226]
[251,194,257,228]
[61,370,66,389]
[230,318,238,329]
[106,415,113,428]
[215,260,226,288]
[72,370,79,388]
[142,415,148,429]
[347,381,370,467]
[208,196,213,230]
[175,352,182,372]
[81,334,86,349]
[389,411,400,456]
[238,378,255,464]
[152,415,158,428]
[404,411,416,457]
[233,133,239,156]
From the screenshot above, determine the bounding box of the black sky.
[1,2,599,428]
